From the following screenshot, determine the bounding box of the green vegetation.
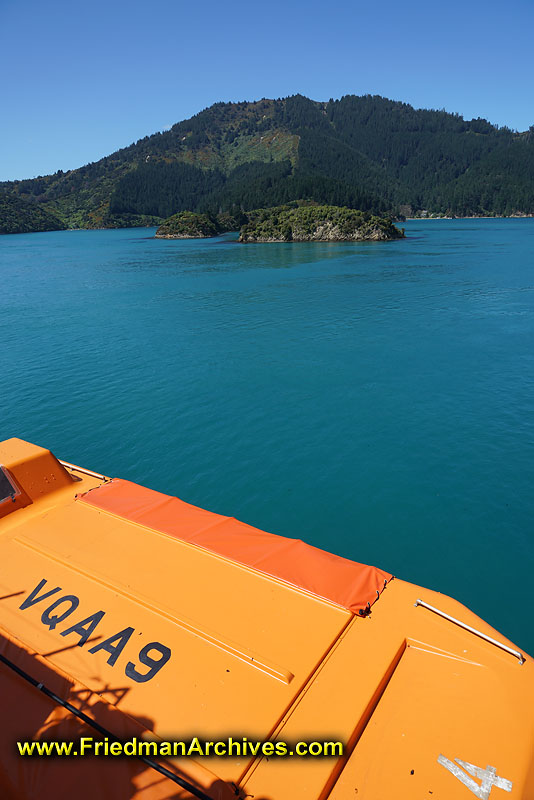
[239,204,404,242]
[3,95,534,234]
[0,191,65,234]
[155,211,220,238]
[155,209,247,238]
[108,159,381,221]
[215,210,248,231]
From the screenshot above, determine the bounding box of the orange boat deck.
[1,438,533,800]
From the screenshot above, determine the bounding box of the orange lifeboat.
[1,438,533,800]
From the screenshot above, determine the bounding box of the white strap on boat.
[414,598,526,665]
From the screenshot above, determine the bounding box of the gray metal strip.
[415,599,525,665]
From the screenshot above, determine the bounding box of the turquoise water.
[1,219,533,653]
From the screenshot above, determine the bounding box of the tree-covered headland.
[238,205,404,242]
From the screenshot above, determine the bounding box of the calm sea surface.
[1,219,533,652]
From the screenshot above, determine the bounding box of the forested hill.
[0,191,66,234]
[2,94,534,233]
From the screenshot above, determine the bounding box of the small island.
[155,205,404,243]
[239,205,404,243]
[155,211,219,239]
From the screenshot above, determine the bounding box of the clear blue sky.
[1,0,533,182]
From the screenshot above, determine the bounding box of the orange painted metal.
[1,438,533,800]
[0,439,75,520]
[242,581,534,799]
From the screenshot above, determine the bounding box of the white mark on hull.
[438,755,512,798]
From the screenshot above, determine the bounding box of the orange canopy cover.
[81,478,392,614]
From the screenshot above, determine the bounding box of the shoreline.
[4,217,534,237]
[405,214,534,221]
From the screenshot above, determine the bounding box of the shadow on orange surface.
[0,631,257,800]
